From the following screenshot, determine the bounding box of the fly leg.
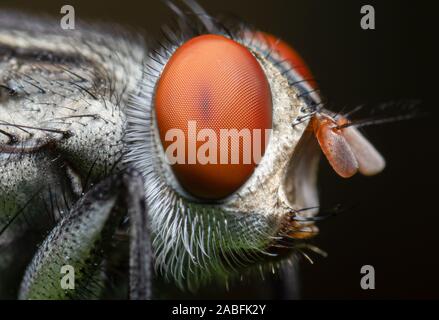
[18,168,151,300]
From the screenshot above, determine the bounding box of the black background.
[0,0,437,299]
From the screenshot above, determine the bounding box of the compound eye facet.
[155,34,272,200]
[258,32,317,89]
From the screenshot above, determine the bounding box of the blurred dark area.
[0,0,437,299]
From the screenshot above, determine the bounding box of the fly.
[0,1,414,300]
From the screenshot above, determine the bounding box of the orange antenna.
[313,116,358,178]
[313,114,385,178]
[336,117,386,176]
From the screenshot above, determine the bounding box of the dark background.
[1,0,437,299]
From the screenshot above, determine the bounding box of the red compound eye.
[155,34,272,200]
[257,32,317,89]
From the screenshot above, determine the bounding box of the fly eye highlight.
[155,34,272,200]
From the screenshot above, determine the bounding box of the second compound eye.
[155,34,272,200]
[256,32,317,89]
